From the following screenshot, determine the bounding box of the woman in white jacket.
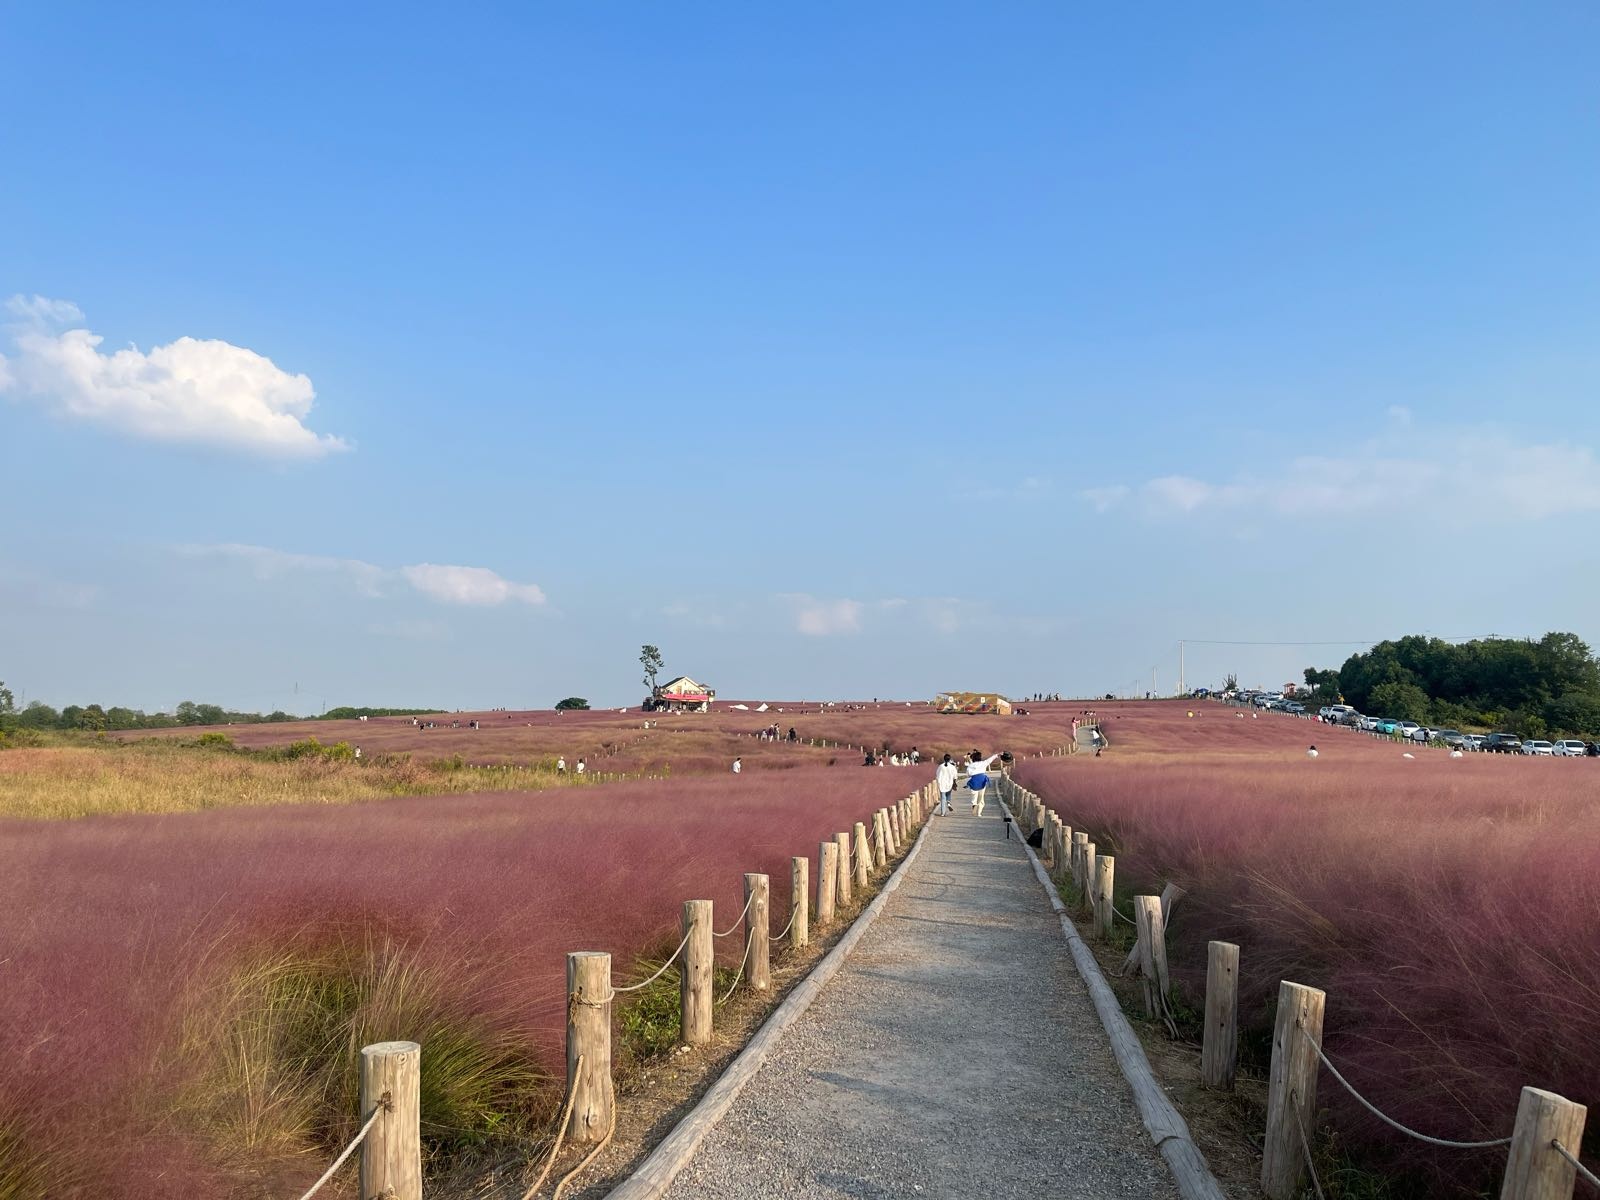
[965,749,1003,816]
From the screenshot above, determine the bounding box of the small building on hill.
[647,676,716,713]
[933,691,1013,716]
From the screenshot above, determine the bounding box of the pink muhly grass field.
[0,767,924,1198]
[1016,701,1600,1194]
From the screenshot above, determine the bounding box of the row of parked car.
[1313,705,1600,756]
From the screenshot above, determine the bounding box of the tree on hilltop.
[640,645,663,694]
[555,697,590,710]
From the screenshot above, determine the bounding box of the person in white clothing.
[965,748,1003,816]
[934,754,958,815]
[732,757,742,774]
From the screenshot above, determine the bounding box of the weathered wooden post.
[817,841,838,926]
[1202,941,1240,1090]
[744,873,770,991]
[1095,854,1115,938]
[1054,823,1073,885]
[1261,981,1325,1200]
[1122,883,1187,974]
[682,900,713,1044]
[790,857,809,948]
[873,810,888,864]
[359,1041,421,1200]
[1082,842,1097,911]
[1072,831,1089,890]
[888,805,902,851]
[835,831,853,906]
[1133,896,1170,1018]
[1500,1087,1588,1200]
[853,821,870,890]
[565,951,614,1144]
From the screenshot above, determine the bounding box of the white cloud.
[791,595,864,636]
[5,294,84,324]
[180,544,545,607]
[400,564,545,607]
[1,295,345,459]
[1084,423,1600,522]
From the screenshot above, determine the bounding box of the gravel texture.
[659,804,1181,1199]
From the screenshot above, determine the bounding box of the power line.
[1180,635,1499,647]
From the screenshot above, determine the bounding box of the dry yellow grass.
[0,742,566,820]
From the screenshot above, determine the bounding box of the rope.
[550,1079,618,1200]
[517,1057,583,1200]
[773,906,797,942]
[1555,1140,1600,1191]
[712,891,757,938]
[611,927,694,994]
[1304,1028,1512,1150]
[1113,903,1138,925]
[1292,1095,1328,1200]
[717,930,755,1005]
[295,1097,386,1200]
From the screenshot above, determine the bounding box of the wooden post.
[873,810,887,865]
[1500,1087,1588,1200]
[359,1041,421,1200]
[1072,831,1089,890]
[565,951,614,1144]
[1261,981,1325,1200]
[1133,896,1169,1017]
[681,900,712,1045]
[790,857,809,948]
[1202,941,1239,1090]
[817,840,838,926]
[1082,842,1097,911]
[853,821,870,890]
[744,873,770,991]
[1121,882,1187,974]
[888,805,902,850]
[1054,823,1073,885]
[834,831,853,906]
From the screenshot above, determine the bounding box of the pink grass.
[1016,700,1600,1194]
[0,768,925,1197]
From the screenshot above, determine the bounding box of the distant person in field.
[576,758,585,775]
[1307,745,1318,759]
[965,748,1003,816]
[863,749,875,766]
[733,756,742,774]
[788,726,797,742]
[910,746,920,764]
[354,746,362,760]
[557,756,566,773]
[935,754,958,815]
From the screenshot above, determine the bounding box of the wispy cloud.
[1085,423,1600,522]
[779,593,974,636]
[1,295,346,459]
[179,543,546,608]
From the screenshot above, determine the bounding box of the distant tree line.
[1300,632,1600,738]
[0,683,439,737]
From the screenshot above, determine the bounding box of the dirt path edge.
[998,793,1229,1200]
[601,810,934,1199]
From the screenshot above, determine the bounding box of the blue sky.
[3,2,1599,711]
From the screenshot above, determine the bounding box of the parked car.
[1521,740,1555,756]
[1284,702,1306,714]
[1552,739,1589,757]
[1483,733,1524,754]
[1376,718,1401,735]
[1325,704,1355,724]
[1396,721,1422,740]
[1435,730,1470,749]
[1358,715,1381,731]
[1465,734,1489,751]
[1337,711,1364,727]
[1589,742,1600,757]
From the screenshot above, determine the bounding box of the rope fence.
[294,781,935,1200]
[992,770,1594,1200]
[295,1099,386,1200]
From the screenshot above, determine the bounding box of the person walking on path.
[965,748,1003,816]
[934,753,958,815]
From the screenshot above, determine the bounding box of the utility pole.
[1179,641,1186,697]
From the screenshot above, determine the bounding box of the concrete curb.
[603,809,934,1199]
[998,791,1228,1200]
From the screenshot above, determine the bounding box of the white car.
[1396,721,1422,739]
[1521,740,1555,756]
[1553,739,1589,757]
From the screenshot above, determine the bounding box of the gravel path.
[659,802,1180,1199]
